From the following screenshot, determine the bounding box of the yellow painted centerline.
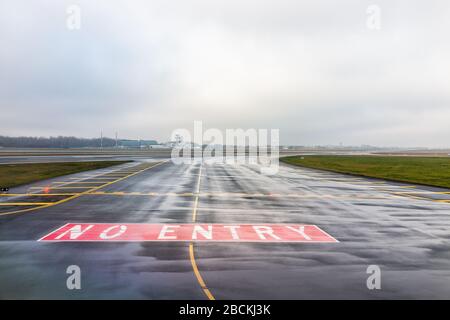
[189,243,215,300]
[189,162,215,300]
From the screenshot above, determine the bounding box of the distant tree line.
[0,135,116,148]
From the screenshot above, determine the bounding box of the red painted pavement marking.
[38,223,338,243]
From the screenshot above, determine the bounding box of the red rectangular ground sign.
[39,223,338,243]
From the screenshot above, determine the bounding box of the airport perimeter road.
[1,160,450,299]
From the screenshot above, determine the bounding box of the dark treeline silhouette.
[0,136,116,148]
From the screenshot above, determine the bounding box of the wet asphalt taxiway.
[1,159,450,299]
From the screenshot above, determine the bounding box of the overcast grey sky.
[1,0,449,147]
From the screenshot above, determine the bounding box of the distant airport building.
[118,139,158,149]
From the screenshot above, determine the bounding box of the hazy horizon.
[1,1,450,147]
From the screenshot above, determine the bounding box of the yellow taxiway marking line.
[52,181,106,184]
[0,202,53,206]
[373,186,418,191]
[111,173,139,176]
[70,176,118,182]
[179,193,195,196]
[79,175,111,178]
[0,161,167,216]
[68,178,118,182]
[394,193,433,201]
[87,191,185,196]
[79,190,450,205]
[393,191,450,195]
[79,179,118,181]
[84,191,390,200]
[80,174,118,180]
[350,181,386,185]
[391,185,417,189]
[99,173,130,175]
[114,171,142,174]
[0,193,77,197]
[189,243,215,301]
[96,176,128,179]
[189,162,215,300]
[29,186,93,190]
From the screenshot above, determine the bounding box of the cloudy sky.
[1,0,449,147]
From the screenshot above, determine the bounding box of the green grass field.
[280,155,450,188]
[0,161,130,188]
